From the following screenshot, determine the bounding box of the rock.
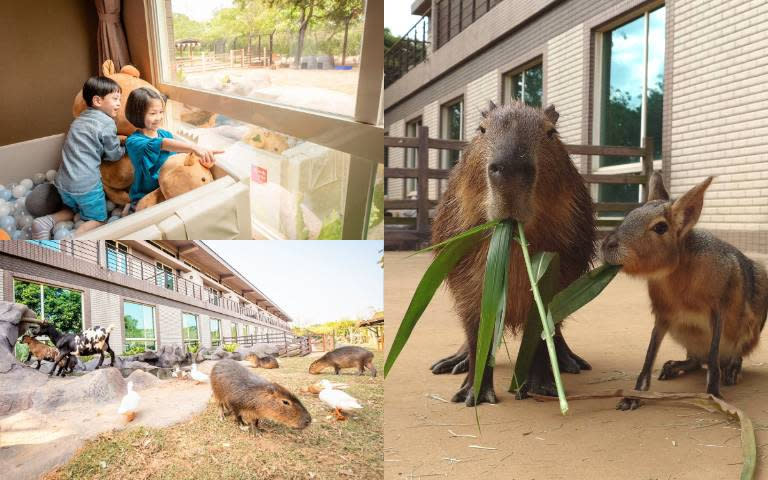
[126,369,160,390]
[212,347,229,359]
[229,352,242,361]
[238,343,280,358]
[31,367,125,410]
[137,350,159,362]
[194,350,206,363]
[121,360,156,370]
[0,301,37,373]
[155,344,187,368]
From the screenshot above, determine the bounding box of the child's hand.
[194,147,223,168]
[118,135,127,145]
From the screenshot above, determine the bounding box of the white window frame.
[181,312,200,348]
[591,3,665,214]
[405,117,423,197]
[144,0,383,240]
[123,300,157,351]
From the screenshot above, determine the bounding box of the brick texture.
[386,119,405,199]
[158,305,182,346]
[90,289,122,353]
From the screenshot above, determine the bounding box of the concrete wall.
[89,289,122,351]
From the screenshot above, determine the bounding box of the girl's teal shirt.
[125,129,174,203]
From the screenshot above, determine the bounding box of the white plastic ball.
[0,204,11,218]
[12,229,29,240]
[12,185,27,199]
[111,207,122,218]
[0,189,11,202]
[45,170,57,183]
[17,215,33,229]
[53,228,72,240]
[32,173,46,185]
[54,221,74,232]
[20,179,33,190]
[0,216,16,232]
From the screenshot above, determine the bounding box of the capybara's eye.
[652,221,668,235]
[547,128,557,138]
[282,399,290,406]
[478,125,486,134]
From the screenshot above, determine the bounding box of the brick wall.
[386,120,406,199]
[89,289,122,353]
[199,314,211,348]
[423,101,440,200]
[158,305,182,346]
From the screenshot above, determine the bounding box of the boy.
[31,76,124,239]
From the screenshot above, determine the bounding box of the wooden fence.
[220,332,311,357]
[384,125,654,249]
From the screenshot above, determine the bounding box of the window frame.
[123,300,158,352]
[439,97,463,196]
[181,312,200,349]
[12,277,84,332]
[144,0,384,240]
[591,3,665,211]
[502,59,543,106]
[106,240,129,274]
[155,260,175,290]
[404,117,423,197]
[209,318,221,347]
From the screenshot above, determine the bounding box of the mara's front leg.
[618,323,668,410]
[706,310,723,398]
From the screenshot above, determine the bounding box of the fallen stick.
[530,389,756,480]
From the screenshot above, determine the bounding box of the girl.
[124,88,221,206]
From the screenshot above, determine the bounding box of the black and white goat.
[36,323,115,377]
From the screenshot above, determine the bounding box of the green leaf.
[549,263,622,324]
[410,220,500,256]
[530,251,556,285]
[384,227,488,377]
[474,220,513,403]
[510,253,560,394]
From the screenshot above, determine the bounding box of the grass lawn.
[42,348,383,480]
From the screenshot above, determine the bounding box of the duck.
[171,366,182,378]
[190,363,209,384]
[117,381,140,422]
[318,380,362,421]
[304,379,349,394]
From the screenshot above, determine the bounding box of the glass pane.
[523,66,542,108]
[124,302,156,342]
[367,163,384,239]
[107,247,127,273]
[601,15,644,167]
[183,313,199,342]
[598,183,639,215]
[14,279,42,319]
[441,102,462,169]
[166,100,351,239]
[156,0,364,118]
[646,7,665,159]
[43,286,82,333]
[27,240,60,251]
[510,73,523,103]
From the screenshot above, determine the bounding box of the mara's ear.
[544,104,559,124]
[647,171,669,202]
[481,100,497,118]
[184,153,197,167]
[670,176,713,238]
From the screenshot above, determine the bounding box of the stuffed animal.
[25,183,63,217]
[72,60,162,205]
[135,152,214,211]
[243,126,294,154]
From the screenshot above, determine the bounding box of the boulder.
[137,350,159,363]
[229,352,242,361]
[238,343,280,358]
[212,346,230,359]
[31,367,126,410]
[155,344,187,368]
[127,369,160,390]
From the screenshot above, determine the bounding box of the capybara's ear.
[647,171,670,202]
[482,100,498,118]
[671,176,713,238]
[544,104,559,125]
[102,59,116,76]
[120,65,140,78]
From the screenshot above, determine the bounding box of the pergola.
[175,39,200,57]
[357,311,384,351]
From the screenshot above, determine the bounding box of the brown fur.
[308,346,376,377]
[246,353,279,369]
[211,359,311,431]
[21,335,59,368]
[603,174,768,407]
[430,102,595,403]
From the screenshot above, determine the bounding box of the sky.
[204,241,383,328]
[172,0,233,21]
[385,0,422,37]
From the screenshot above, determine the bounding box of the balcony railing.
[385,12,430,88]
[24,240,288,330]
[435,0,504,49]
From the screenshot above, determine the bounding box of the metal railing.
[385,12,430,87]
[220,333,312,357]
[435,0,504,49]
[24,241,289,331]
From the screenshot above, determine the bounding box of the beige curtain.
[95,0,131,71]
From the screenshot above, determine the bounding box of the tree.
[269,0,326,68]
[13,280,82,334]
[325,0,363,65]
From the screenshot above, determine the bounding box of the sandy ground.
[1,363,216,480]
[384,251,768,480]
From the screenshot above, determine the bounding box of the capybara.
[246,353,279,369]
[430,101,596,406]
[603,174,768,410]
[308,346,377,377]
[211,359,311,433]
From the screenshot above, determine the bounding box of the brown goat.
[20,335,61,370]
[602,174,768,409]
[430,101,596,406]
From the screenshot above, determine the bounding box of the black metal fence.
[385,13,430,87]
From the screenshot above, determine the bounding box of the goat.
[37,323,115,377]
[19,335,77,374]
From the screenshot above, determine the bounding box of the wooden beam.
[384,199,438,210]
[178,245,200,255]
[581,174,648,185]
[594,202,642,212]
[384,167,450,179]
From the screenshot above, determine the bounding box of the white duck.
[190,363,209,384]
[117,381,141,422]
[318,380,362,421]
[171,366,182,378]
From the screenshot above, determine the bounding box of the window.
[155,261,175,290]
[440,98,463,194]
[210,318,221,347]
[405,117,423,197]
[503,63,542,107]
[182,312,199,349]
[27,240,60,251]
[597,6,665,206]
[241,323,248,338]
[230,323,238,341]
[13,279,82,333]
[146,1,382,240]
[106,240,128,274]
[124,301,156,351]
[207,287,221,306]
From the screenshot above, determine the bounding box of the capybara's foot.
[451,382,498,406]
[554,334,591,373]
[722,358,742,386]
[616,398,643,410]
[430,350,469,375]
[658,359,701,381]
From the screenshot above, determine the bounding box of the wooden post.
[416,125,430,237]
[641,137,654,202]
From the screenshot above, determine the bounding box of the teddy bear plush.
[134,152,214,211]
[72,60,161,205]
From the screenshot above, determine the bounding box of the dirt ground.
[384,251,768,480]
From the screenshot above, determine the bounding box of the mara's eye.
[201,177,207,182]
[547,128,557,138]
[282,399,290,406]
[652,222,668,235]
[478,125,486,134]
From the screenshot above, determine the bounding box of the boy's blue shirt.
[125,129,174,203]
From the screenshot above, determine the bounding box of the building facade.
[0,241,292,354]
[385,0,768,254]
